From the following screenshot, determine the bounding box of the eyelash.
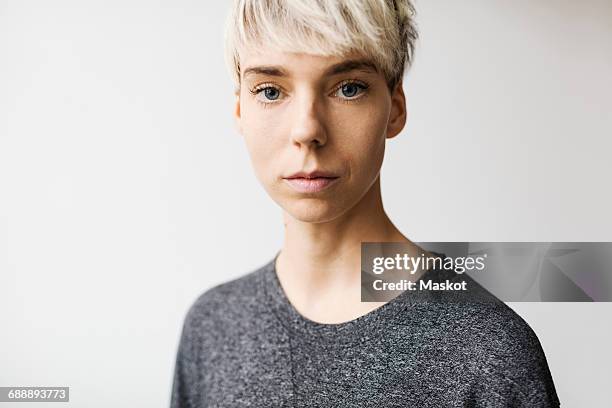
[248,79,370,108]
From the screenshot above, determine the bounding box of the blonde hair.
[224,0,419,92]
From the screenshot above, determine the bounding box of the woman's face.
[235,48,406,223]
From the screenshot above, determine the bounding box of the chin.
[280,197,348,224]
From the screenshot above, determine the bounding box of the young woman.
[171,1,560,406]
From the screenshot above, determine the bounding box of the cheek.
[240,102,284,181]
[334,104,389,177]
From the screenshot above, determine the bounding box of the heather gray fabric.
[171,251,560,407]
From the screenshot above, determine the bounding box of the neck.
[275,176,424,318]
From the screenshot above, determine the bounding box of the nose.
[289,89,328,149]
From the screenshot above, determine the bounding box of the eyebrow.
[242,58,379,80]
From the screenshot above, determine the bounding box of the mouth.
[282,175,340,193]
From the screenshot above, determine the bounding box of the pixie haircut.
[224,0,419,93]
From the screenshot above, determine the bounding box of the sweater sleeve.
[170,303,202,408]
[466,365,560,407]
[467,305,561,407]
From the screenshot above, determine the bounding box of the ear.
[386,80,407,139]
[233,89,243,135]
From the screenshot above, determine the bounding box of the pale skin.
[234,47,434,324]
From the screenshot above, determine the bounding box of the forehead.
[239,47,379,81]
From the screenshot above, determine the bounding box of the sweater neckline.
[259,249,448,347]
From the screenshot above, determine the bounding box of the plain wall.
[0,0,610,406]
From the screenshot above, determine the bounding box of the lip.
[285,170,339,179]
[283,171,340,193]
[283,177,339,193]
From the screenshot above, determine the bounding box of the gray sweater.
[171,252,560,407]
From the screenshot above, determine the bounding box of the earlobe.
[386,81,407,139]
[234,93,243,135]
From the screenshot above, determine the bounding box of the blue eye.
[249,84,283,104]
[341,83,359,98]
[262,87,280,100]
[336,81,368,99]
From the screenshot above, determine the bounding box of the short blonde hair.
[224,0,419,92]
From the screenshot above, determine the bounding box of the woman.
[171,0,560,406]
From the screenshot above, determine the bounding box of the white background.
[1,0,610,406]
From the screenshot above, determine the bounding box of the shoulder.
[463,302,559,404]
[191,266,262,311]
[401,291,543,354]
[392,298,558,403]
[181,258,272,335]
[417,271,545,351]
[437,300,558,402]
[451,300,546,359]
